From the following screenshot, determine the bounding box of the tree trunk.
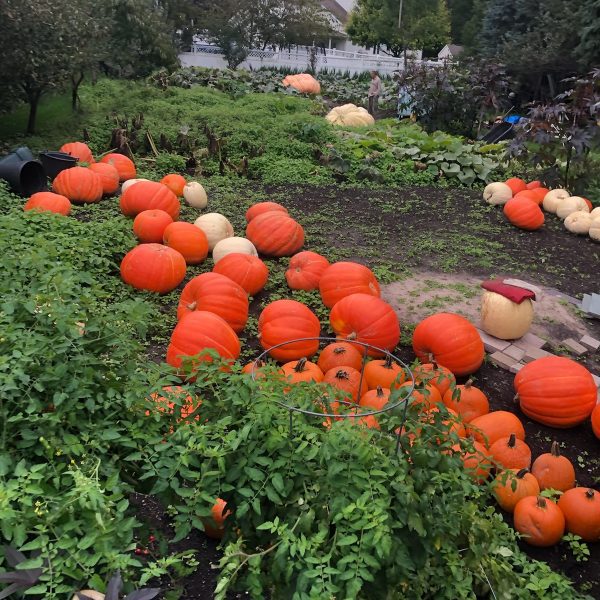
[26,89,41,134]
[71,71,84,111]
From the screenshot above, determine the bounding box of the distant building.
[320,0,371,53]
[438,44,464,61]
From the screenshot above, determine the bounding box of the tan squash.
[564,211,593,235]
[480,290,533,340]
[120,178,149,193]
[556,196,590,219]
[212,237,257,264]
[194,213,234,250]
[542,189,570,213]
[183,181,208,209]
[326,104,375,127]
[71,592,104,600]
[483,182,513,206]
[589,207,600,220]
[590,219,600,242]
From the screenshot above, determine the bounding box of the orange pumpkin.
[120,181,180,220]
[120,244,186,294]
[489,433,532,470]
[52,166,103,203]
[281,358,324,384]
[413,362,455,397]
[592,404,600,439]
[421,406,466,439]
[323,367,367,403]
[526,180,542,189]
[203,498,231,539]
[503,197,545,230]
[286,251,330,291]
[246,211,304,257]
[132,209,174,243]
[531,441,575,492]
[398,381,442,411]
[163,222,209,265]
[100,153,136,181]
[442,379,489,423]
[160,173,186,196]
[557,488,600,542]
[213,253,269,296]
[241,359,267,380]
[512,190,539,203]
[493,469,540,513]
[148,385,200,423]
[177,273,248,333]
[412,313,484,376]
[319,262,380,308]
[89,162,120,195]
[317,341,364,373]
[513,496,565,547]
[282,73,321,94]
[468,411,525,447]
[363,356,405,390]
[514,356,597,428]
[24,192,71,216]
[505,177,528,195]
[358,386,391,429]
[458,440,492,483]
[582,197,593,211]
[245,201,288,223]
[59,141,94,163]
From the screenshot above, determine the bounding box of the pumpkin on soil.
[363,355,405,389]
[177,272,248,333]
[100,153,136,181]
[282,73,321,94]
[542,189,570,213]
[120,181,180,219]
[358,386,391,429]
[194,213,234,251]
[258,300,320,361]
[52,166,103,203]
[528,188,549,203]
[489,433,532,470]
[330,294,400,356]
[24,191,71,216]
[412,313,484,376]
[323,366,368,403]
[213,237,257,264]
[531,441,575,492]
[326,104,375,127]
[213,253,268,295]
[442,379,489,423]
[246,211,304,257]
[557,488,600,542]
[592,404,600,439]
[183,181,208,209]
[120,244,186,294]
[513,496,565,547]
[89,162,120,195]
[483,182,513,205]
[564,211,592,234]
[317,341,364,373]
[512,190,540,204]
[526,180,542,189]
[203,498,231,539]
[132,209,174,243]
[493,469,540,513]
[286,251,330,291]
[503,197,545,230]
[281,358,324,384]
[319,261,380,308]
[163,221,209,265]
[458,440,493,483]
[468,411,525,447]
[160,173,186,196]
[398,381,442,411]
[166,311,240,371]
[413,362,456,397]
[514,356,597,428]
[591,219,600,242]
[245,201,288,223]
[505,177,528,195]
[59,141,94,163]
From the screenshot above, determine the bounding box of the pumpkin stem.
[427,353,438,368]
[465,379,473,389]
[294,358,308,373]
[335,370,350,380]
[512,393,519,404]
[333,346,347,355]
[516,468,529,479]
[507,433,517,448]
[550,441,561,457]
[383,355,394,369]
[536,497,547,509]
[346,332,357,341]
[585,489,596,500]
[376,386,384,397]
[187,301,197,311]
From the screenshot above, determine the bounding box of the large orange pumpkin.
[286,251,330,291]
[120,244,186,294]
[160,173,186,196]
[363,356,405,390]
[513,496,565,547]
[319,262,380,308]
[100,153,136,181]
[52,166,103,203]
[132,209,174,243]
[246,211,304,257]
[493,469,540,513]
[329,294,400,356]
[24,192,71,216]
[412,313,484,376]
[177,272,248,333]
[166,311,240,371]
[120,181,180,220]
[557,488,600,542]
[213,253,269,296]
[505,177,528,195]
[282,73,321,94]
[89,162,120,195]
[413,362,455,397]
[245,201,288,223]
[281,358,324,384]
[59,141,94,163]
[531,441,575,492]
[163,222,209,265]
[258,300,320,361]
[592,404,600,439]
[442,379,489,423]
[503,197,545,230]
[458,440,493,483]
[514,356,597,428]
[468,411,525,447]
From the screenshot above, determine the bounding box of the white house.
[438,44,464,61]
[320,0,372,54]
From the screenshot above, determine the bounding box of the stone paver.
[504,345,526,362]
[510,362,525,374]
[489,351,519,371]
[519,332,547,349]
[561,338,588,356]
[476,329,511,353]
[580,335,600,351]
[511,342,551,363]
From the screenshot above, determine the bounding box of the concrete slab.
[489,351,519,371]
[519,332,547,349]
[476,329,511,353]
[580,335,600,351]
[510,362,525,374]
[504,345,526,362]
[561,338,588,356]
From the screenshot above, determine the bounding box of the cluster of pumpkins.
[483,177,599,241]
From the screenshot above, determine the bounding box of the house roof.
[321,0,348,24]
[445,44,464,56]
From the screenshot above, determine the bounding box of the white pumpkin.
[564,211,592,234]
[542,189,570,213]
[483,182,513,206]
[71,592,104,600]
[589,219,600,242]
[480,290,534,340]
[556,196,589,219]
[183,181,208,209]
[194,213,234,250]
[326,104,375,127]
[121,178,149,193]
[590,207,600,220]
[212,237,258,264]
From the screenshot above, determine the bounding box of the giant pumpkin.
[286,251,330,291]
[89,162,120,195]
[120,181,180,219]
[326,104,375,127]
[514,356,597,428]
[245,201,288,223]
[213,253,268,296]
[100,153,136,181]
[319,262,380,308]
[120,244,186,294]
[282,73,321,94]
[246,211,304,257]
[503,198,544,231]
[52,167,103,204]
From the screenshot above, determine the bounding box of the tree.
[346,0,451,59]
[576,0,600,68]
[447,0,474,43]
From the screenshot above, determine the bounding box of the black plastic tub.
[39,151,77,179]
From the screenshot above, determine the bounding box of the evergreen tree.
[577,0,600,67]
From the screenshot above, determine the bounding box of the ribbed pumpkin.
[281,358,324,384]
[557,488,600,542]
[592,405,600,439]
[160,173,186,196]
[52,166,103,203]
[503,197,545,230]
[513,190,540,204]
[120,181,180,219]
[317,341,364,373]
[163,222,209,265]
[246,211,304,257]
[100,153,136,181]
[194,213,234,251]
[132,209,174,243]
[177,272,248,333]
[505,177,527,195]
[24,192,71,216]
[329,294,400,357]
[363,356,405,390]
[166,311,240,371]
[493,469,540,513]
[88,162,120,195]
[398,381,442,411]
[442,379,489,423]
[513,496,565,547]
[258,300,320,361]
[412,313,484,376]
[514,356,597,428]
[245,201,288,223]
[282,73,321,94]
[528,188,549,204]
[413,362,456,397]
[319,262,380,308]
[531,441,575,492]
[323,366,367,403]
[526,181,542,189]
[286,251,330,290]
[120,244,186,294]
[360,386,390,410]
[489,433,532,470]
[59,141,94,163]
[213,253,269,295]
[212,237,257,264]
[468,411,525,447]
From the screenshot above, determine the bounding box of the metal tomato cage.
[249,336,414,452]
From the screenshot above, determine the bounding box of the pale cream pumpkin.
[121,178,150,193]
[194,213,234,250]
[183,181,208,209]
[480,290,534,340]
[556,196,590,219]
[542,189,570,213]
[588,206,600,220]
[564,211,592,234]
[71,591,104,600]
[326,104,375,127]
[483,182,513,205]
[212,236,258,264]
[590,219,600,242]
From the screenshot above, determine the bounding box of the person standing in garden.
[368,70,381,117]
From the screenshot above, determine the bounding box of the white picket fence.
[179,44,438,75]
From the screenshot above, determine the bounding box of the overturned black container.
[39,151,77,180]
[0,147,47,196]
